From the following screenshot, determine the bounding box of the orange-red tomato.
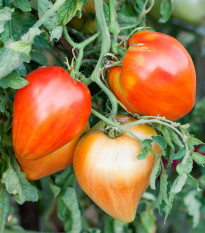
[73,115,161,223]
[108,30,196,121]
[13,66,91,161]
[16,124,89,180]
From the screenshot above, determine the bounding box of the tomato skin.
[73,115,161,223]
[12,66,91,160]
[16,123,89,180]
[108,31,196,121]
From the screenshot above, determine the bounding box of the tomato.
[69,0,97,34]
[12,66,91,160]
[16,123,89,180]
[108,30,196,121]
[73,115,161,223]
[172,0,205,25]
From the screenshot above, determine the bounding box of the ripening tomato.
[108,30,196,121]
[73,115,161,223]
[16,123,89,180]
[12,66,91,161]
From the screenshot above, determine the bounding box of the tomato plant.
[108,30,196,121]
[0,0,204,232]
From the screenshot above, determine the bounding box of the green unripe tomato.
[172,0,205,25]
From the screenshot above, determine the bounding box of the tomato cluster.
[13,30,196,222]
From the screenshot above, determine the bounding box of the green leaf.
[159,0,173,23]
[49,183,61,197]
[160,125,174,148]
[0,39,22,79]
[11,10,36,40]
[169,129,184,148]
[0,70,28,89]
[152,135,167,149]
[176,156,193,175]
[0,183,10,233]
[58,0,85,26]
[187,137,204,147]
[170,147,186,160]
[165,173,187,219]
[1,156,38,204]
[0,7,14,34]
[50,26,63,41]
[187,174,201,191]
[140,204,156,233]
[8,28,42,62]
[61,187,82,233]
[150,157,161,189]
[184,191,201,228]
[12,0,31,12]
[170,173,187,194]
[140,139,152,149]
[157,169,168,212]
[137,148,149,160]
[38,0,58,31]
[192,152,205,166]
[31,46,48,65]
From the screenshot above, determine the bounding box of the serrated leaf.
[0,183,10,233]
[0,70,28,89]
[8,28,41,62]
[159,0,173,23]
[2,156,38,204]
[140,204,156,233]
[176,156,193,175]
[171,172,187,194]
[184,191,201,228]
[150,157,161,189]
[13,0,31,12]
[160,125,174,148]
[50,26,63,41]
[169,129,184,148]
[11,10,36,41]
[187,175,201,191]
[137,148,149,160]
[192,152,205,166]
[152,135,167,150]
[187,137,203,146]
[157,169,168,212]
[61,187,82,233]
[0,7,14,34]
[140,139,152,149]
[58,0,85,26]
[171,147,186,160]
[49,183,61,197]
[165,173,187,220]
[0,39,22,79]
[38,0,58,31]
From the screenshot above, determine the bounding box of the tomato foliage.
[0,0,205,233]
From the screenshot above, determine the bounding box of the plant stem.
[91,0,118,119]
[33,0,66,28]
[63,26,100,76]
